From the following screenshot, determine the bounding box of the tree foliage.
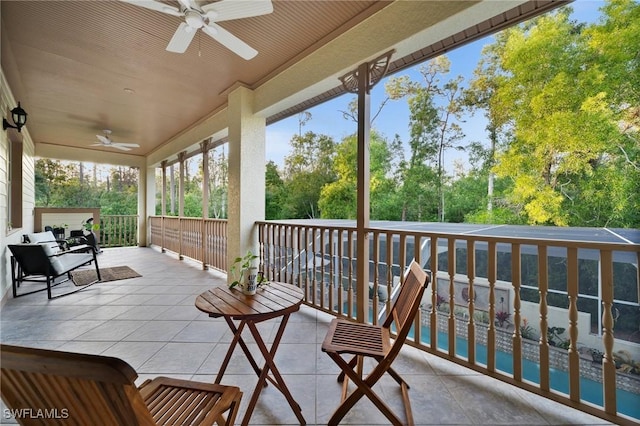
[473,3,639,226]
[35,160,138,214]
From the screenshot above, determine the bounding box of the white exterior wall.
[1,69,36,303]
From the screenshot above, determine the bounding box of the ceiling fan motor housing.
[185,10,204,29]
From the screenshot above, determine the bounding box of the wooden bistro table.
[195,281,306,426]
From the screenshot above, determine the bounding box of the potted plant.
[229,250,267,295]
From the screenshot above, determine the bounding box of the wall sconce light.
[3,102,28,132]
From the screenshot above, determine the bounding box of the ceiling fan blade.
[202,0,272,22]
[166,22,198,53]
[118,0,182,17]
[89,143,103,147]
[96,135,111,144]
[176,0,195,11]
[113,143,140,148]
[111,145,133,151]
[203,23,257,60]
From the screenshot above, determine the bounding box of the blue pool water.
[420,331,639,420]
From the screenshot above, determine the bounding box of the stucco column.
[200,139,212,270]
[200,139,212,219]
[177,151,187,217]
[161,160,168,216]
[138,165,155,247]
[227,85,265,283]
[160,160,168,252]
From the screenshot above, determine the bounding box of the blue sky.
[264,1,605,173]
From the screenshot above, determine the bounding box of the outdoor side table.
[195,281,306,426]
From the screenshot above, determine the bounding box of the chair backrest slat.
[382,260,430,353]
[0,344,156,425]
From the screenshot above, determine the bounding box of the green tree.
[208,147,228,218]
[265,161,286,219]
[318,131,397,219]
[35,159,72,206]
[281,131,337,218]
[386,56,466,221]
[481,3,639,226]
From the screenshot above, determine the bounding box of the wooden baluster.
[412,233,422,343]
[430,236,438,351]
[600,249,617,415]
[337,228,344,316]
[538,245,550,391]
[512,243,522,382]
[371,231,380,325]
[567,246,580,402]
[328,229,335,312]
[467,239,476,365]
[347,229,354,319]
[487,241,497,372]
[447,238,456,357]
[385,230,393,318]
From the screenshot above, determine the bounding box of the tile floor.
[0,247,612,425]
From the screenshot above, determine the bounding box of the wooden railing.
[99,215,138,248]
[257,220,640,426]
[149,216,227,272]
[145,216,639,424]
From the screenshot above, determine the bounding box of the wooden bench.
[0,344,243,425]
[9,231,101,299]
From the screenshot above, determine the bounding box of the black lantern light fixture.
[3,102,28,132]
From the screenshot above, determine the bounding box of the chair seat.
[140,376,242,425]
[322,319,390,357]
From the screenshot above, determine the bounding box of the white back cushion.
[26,231,60,256]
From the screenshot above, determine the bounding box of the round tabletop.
[195,281,305,322]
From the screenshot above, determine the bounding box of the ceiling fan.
[120,0,273,59]
[91,130,140,151]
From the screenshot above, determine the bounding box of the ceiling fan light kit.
[121,0,273,59]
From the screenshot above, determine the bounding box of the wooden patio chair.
[0,344,242,426]
[321,260,430,426]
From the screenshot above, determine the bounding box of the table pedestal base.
[215,315,306,426]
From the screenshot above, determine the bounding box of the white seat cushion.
[50,252,94,276]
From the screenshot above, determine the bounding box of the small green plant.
[84,222,100,231]
[474,310,490,324]
[229,250,267,290]
[437,302,450,314]
[520,318,538,340]
[548,326,569,348]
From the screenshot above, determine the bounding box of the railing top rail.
[257,220,640,252]
[150,215,227,223]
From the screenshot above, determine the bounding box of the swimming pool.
[420,331,640,420]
